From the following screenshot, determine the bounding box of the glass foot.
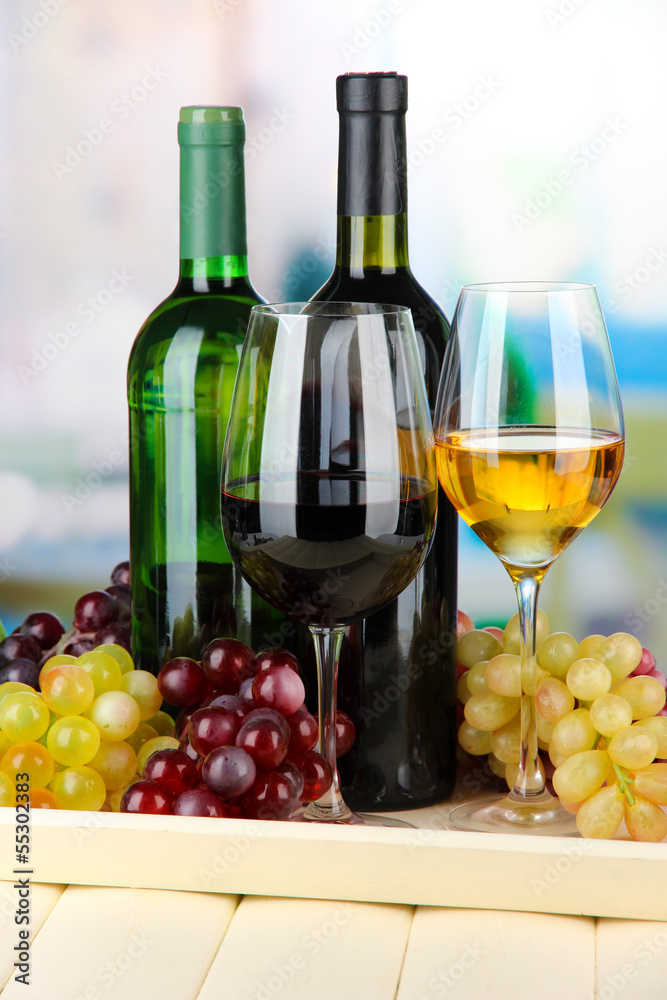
[448,793,578,836]
[290,804,414,828]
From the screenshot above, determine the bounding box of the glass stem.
[303,626,352,822]
[508,574,551,803]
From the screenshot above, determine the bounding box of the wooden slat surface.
[197,895,414,1000]
[596,918,667,999]
[396,907,596,1000]
[0,882,65,989]
[0,885,239,1000]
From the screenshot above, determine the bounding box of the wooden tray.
[0,802,665,921]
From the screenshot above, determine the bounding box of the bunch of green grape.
[456,612,667,842]
[0,644,174,812]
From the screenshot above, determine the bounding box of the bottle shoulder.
[128,284,260,371]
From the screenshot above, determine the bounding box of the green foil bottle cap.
[178,106,245,145]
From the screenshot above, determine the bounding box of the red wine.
[222,474,435,628]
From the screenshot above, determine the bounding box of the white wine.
[436,427,624,579]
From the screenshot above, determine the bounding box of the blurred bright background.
[1,0,666,661]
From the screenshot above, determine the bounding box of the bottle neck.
[335,214,409,275]
[335,107,409,275]
[179,140,247,263]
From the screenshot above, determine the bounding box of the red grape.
[633,648,658,676]
[201,638,256,693]
[0,659,41,688]
[121,780,172,815]
[143,749,197,797]
[243,707,290,744]
[274,759,305,800]
[158,657,209,708]
[288,751,333,802]
[253,648,300,674]
[73,590,119,632]
[238,677,254,700]
[172,788,228,817]
[202,745,256,799]
[335,710,356,757]
[0,633,42,666]
[20,611,65,650]
[252,664,305,716]
[205,693,253,721]
[240,771,298,820]
[111,561,130,586]
[105,585,131,624]
[287,707,319,754]
[236,717,288,770]
[93,622,131,652]
[178,737,201,763]
[188,707,239,755]
[63,637,95,657]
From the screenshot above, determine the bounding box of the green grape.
[485,654,521,698]
[39,655,77,687]
[633,764,667,806]
[597,633,642,683]
[108,779,136,813]
[0,771,15,807]
[89,741,138,790]
[536,713,555,746]
[0,682,36,708]
[51,765,106,811]
[126,723,159,754]
[47,716,101,767]
[502,609,550,655]
[464,691,520,732]
[41,666,96,717]
[624,794,667,843]
[505,756,544,791]
[145,711,175,738]
[566,658,612,702]
[136,736,180,774]
[535,677,575,724]
[589,694,633,738]
[487,753,506,779]
[87,691,141,742]
[457,630,502,669]
[490,714,521,764]
[537,632,579,679]
[548,744,567,768]
[457,720,492,756]
[635,718,667,759]
[76,651,122,696]
[94,643,135,675]
[608,726,658,770]
[0,741,54,788]
[552,749,611,803]
[577,634,605,660]
[119,671,162,721]
[575,784,625,839]
[614,676,667,720]
[551,708,597,759]
[0,692,50,743]
[465,662,489,695]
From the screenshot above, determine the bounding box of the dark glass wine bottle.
[312,73,458,811]
[128,107,293,675]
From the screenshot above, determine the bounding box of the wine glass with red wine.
[221,302,437,824]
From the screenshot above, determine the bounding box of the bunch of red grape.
[121,639,355,820]
[456,611,667,841]
[0,561,131,690]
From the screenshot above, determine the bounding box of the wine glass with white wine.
[434,282,624,834]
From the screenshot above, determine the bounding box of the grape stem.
[614,763,635,806]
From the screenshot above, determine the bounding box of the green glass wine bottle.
[311,73,458,810]
[127,106,291,675]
